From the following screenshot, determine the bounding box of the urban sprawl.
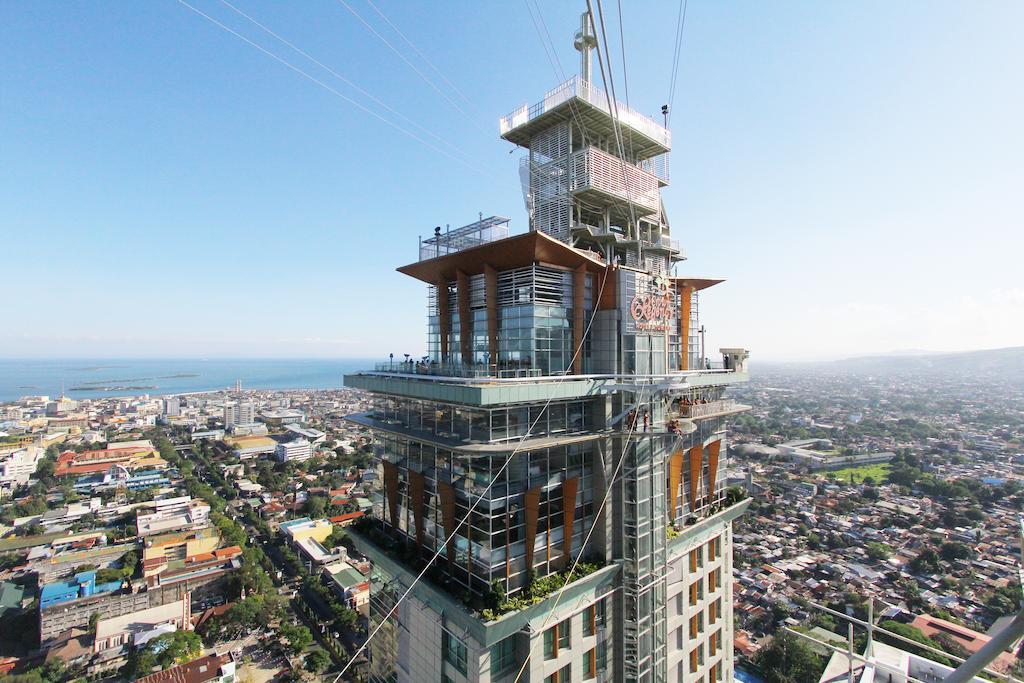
[0,361,1019,682]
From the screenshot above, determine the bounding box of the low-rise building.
[73,464,170,494]
[0,445,44,495]
[144,546,242,608]
[224,435,277,459]
[136,496,210,537]
[260,409,305,427]
[55,441,166,478]
[323,560,369,609]
[39,572,152,644]
[275,438,312,463]
[136,652,236,683]
[93,594,191,654]
[284,423,325,444]
[142,526,221,568]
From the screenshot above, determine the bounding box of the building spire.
[573,11,597,82]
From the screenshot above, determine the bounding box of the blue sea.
[0,358,376,402]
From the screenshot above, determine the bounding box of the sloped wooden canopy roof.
[671,276,726,291]
[398,229,609,284]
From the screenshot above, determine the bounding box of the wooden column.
[438,481,457,572]
[679,285,694,370]
[457,270,472,364]
[668,449,684,520]
[382,461,400,528]
[706,440,721,501]
[562,476,579,564]
[485,263,498,366]
[409,470,426,554]
[573,264,587,374]
[436,277,450,362]
[523,486,541,588]
[688,444,703,511]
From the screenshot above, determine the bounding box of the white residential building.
[163,397,181,417]
[223,401,256,429]
[135,496,211,537]
[0,445,44,496]
[275,438,313,463]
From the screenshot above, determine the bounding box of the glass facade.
[373,427,596,596]
[426,265,593,375]
[349,15,753,680]
[369,396,593,444]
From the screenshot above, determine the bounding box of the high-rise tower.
[344,12,751,683]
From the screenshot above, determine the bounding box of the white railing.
[681,400,738,419]
[418,217,509,261]
[653,235,680,252]
[499,76,671,150]
[569,146,661,213]
[639,153,670,184]
[372,361,542,379]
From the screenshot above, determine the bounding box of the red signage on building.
[630,277,673,331]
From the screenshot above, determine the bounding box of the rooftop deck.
[418,216,510,261]
[500,76,671,158]
[344,366,749,406]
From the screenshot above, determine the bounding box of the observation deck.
[344,366,750,407]
[568,146,662,217]
[418,216,510,261]
[500,76,671,159]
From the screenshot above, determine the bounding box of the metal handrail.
[680,400,738,419]
[499,76,671,149]
[360,364,742,384]
[372,362,542,379]
[568,146,661,213]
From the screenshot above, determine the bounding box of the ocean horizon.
[0,358,379,402]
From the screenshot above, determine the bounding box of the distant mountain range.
[763,346,1024,380]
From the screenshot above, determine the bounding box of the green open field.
[827,462,892,484]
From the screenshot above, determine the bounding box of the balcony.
[418,216,510,262]
[645,234,681,255]
[372,361,543,379]
[678,399,749,420]
[639,153,670,185]
[500,76,671,158]
[570,221,629,243]
[569,146,661,217]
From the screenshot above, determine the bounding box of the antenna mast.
[573,12,597,81]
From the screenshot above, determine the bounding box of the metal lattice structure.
[419,216,510,261]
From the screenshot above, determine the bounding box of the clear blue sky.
[3,1,1021,361]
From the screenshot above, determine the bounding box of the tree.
[725,486,748,506]
[0,553,22,571]
[866,542,892,562]
[909,548,940,575]
[322,526,347,550]
[279,624,313,655]
[306,494,328,519]
[119,550,138,579]
[95,568,123,584]
[123,630,201,678]
[939,541,972,562]
[305,649,331,674]
[877,621,951,666]
[813,612,838,634]
[753,630,825,683]
[152,630,203,667]
[987,585,1021,616]
[200,594,285,643]
[332,604,359,631]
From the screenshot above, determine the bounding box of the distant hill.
[763,347,1024,381]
